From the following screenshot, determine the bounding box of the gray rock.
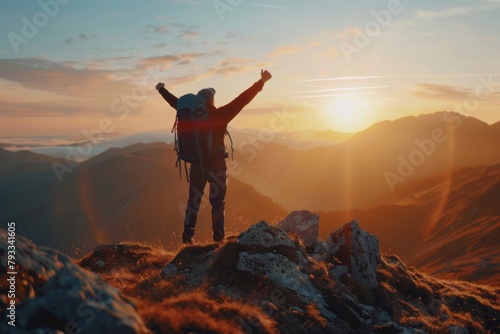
[329,264,349,280]
[449,325,469,334]
[162,263,177,277]
[327,220,380,288]
[238,220,295,248]
[237,251,336,321]
[276,210,319,248]
[0,229,151,334]
[311,241,330,262]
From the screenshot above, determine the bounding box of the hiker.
[156,69,272,243]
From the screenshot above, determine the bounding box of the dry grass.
[375,254,500,333]
[74,239,499,334]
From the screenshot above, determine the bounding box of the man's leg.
[183,163,207,243]
[208,159,227,242]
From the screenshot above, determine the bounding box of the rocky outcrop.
[3,211,498,334]
[238,220,295,248]
[276,210,319,248]
[0,230,151,334]
[327,220,380,288]
[236,222,335,321]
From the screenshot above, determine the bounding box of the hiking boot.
[213,230,224,243]
[182,231,193,244]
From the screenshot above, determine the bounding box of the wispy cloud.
[297,73,500,82]
[247,3,287,10]
[177,30,201,39]
[412,82,500,104]
[212,57,270,76]
[268,45,303,58]
[268,41,318,58]
[62,33,97,44]
[140,53,207,70]
[291,92,378,99]
[412,83,470,100]
[416,3,500,19]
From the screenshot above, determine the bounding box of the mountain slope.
[318,164,500,285]
[0,143,287,254]
[233,112,500,211]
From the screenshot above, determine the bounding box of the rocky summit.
[1,211,499,333]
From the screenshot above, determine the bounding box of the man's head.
[197,88,216,106]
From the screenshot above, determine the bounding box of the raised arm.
[156,82,178,110]
[217,70,272,122]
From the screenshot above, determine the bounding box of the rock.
[162,263,177,277]
[237,251,336,321]
[329,264,349,281]
[238,220,295,248]
[449,325,469,334]
[327,220,380,288]
[0,229,151,334]
[311,241,330,262]
[276,210,319,248]
[95,260,106,268]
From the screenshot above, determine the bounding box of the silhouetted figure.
[156,69,272,243]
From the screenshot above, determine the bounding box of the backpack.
[172,93,213,180]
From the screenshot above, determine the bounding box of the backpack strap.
[225,130,234,161]
[184,161,190,183]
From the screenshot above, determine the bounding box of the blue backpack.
[172,93,213,180]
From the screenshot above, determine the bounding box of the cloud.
[412,83,472,100]
[215,57,270,74]
[152,43,168,49]
[411,83,500,105]
[415,3,500,19]
[268,42,318,58]
[170,0,204,4]
[0,57,158,117]
[247,3,287,10]
[140,53,207,70]
[268,45,303,58]
[0,58,117,96]
[142,22,200,36]
[177,30,201,39]
[62,33,97,44]
[0,137,84,150]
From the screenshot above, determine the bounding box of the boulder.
[0,229,151,334]
[276,210,319,248]
[238,220,295,248]
[327,220,380,288]
[237,251,335,321]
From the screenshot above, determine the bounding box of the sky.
[1,0,500,149]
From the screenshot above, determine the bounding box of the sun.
[325,96,370,133]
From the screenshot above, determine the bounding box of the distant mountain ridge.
[233,111,500,211]
[0,143,286,254]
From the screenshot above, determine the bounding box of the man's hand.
[261,69,272,83]
[155,82,165,91]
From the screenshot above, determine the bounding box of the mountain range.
[0,111,498,286]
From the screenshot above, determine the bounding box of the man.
[156,69,272,243]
